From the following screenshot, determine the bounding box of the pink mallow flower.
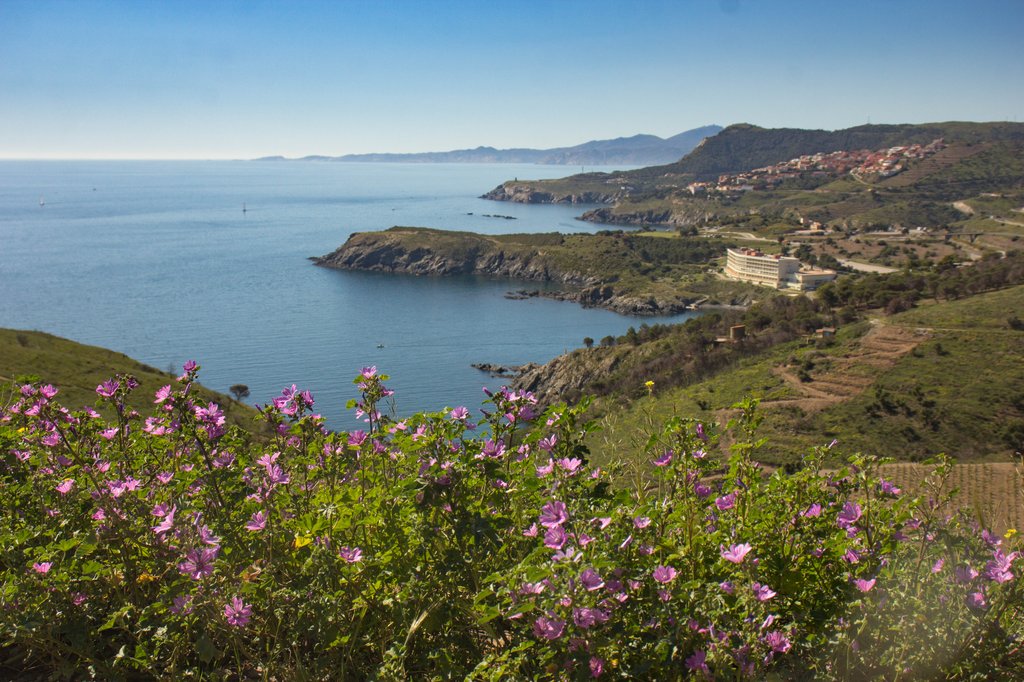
[539,501,569,528]
[338,546,363,563]
[245,511,266,532]
[653,565,678,584]
[720,542,752,564]
[854,578,876,592]
[224,596,252,627]
[32,562,52,574]
[55,479,75,495]
[752,582,777,601]
[532,615,565,641]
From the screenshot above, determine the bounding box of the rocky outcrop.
[511,350,622,406]
[481,184,621,205]
[312,229,596,286]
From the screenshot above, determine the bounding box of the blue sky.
[2,0,1022,159]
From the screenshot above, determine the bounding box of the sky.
[1,0,1022,160]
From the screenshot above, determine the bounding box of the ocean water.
[0,161,697,429]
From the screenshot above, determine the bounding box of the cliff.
[312,227,743,316]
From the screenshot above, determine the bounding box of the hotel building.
[724,248,836,291]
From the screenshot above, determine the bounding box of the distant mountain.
[253,125,722,166]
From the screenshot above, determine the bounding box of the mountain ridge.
[253,125,722,166]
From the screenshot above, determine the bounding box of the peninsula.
[311,226,761,315]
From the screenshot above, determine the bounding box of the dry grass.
[881,461,1024,534]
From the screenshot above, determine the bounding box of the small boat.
[242,202,247,214]
[376,343,385,349]
[39,195,44,207]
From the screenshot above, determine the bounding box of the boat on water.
[39,196,44,207]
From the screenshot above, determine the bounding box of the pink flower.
[544,526,568,550]
[579,568,604,591]
[178,547,218,580]
[532,615,565,641]
[556,457,582,474]
[449,406,469,421]
[539,501,569,528]
[224,596,252,627]
[801,503,822,518]
[589,656,604,678]
[854,578,876,592]
[32,562,52,574]
[338,546,363,563]
[523,523,538,537]
[837,502,862,529]
[154,385,172,403]
[931,558,945,573]
[653,565,678,583]
[751,582,776,601]
[245,511,266,532]
[715,493,736,511]
[720,543,752,564]
[653,450,672,467]
[55,479,75,495]
[685,649,709,675]
[536,459,554,477]
[633,516,651,529]
[538,434,557,452]
[95,380,119,398]
[719,580,735,594]
[573,606,609,629]
[152,506,176,535]
[764,630,791,653]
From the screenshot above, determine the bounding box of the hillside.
[256,125,722,166]
[312,226,763,314]
[0,328,260,429]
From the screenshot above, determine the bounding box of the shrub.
[0,368,1020,679]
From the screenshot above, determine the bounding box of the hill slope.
[0,329,259,428]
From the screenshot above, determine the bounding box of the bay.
[0,161,698,429]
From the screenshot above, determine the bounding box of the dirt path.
[757,322,927,414]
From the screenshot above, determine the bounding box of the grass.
[589,286,1024,467]
[0,328,260,429]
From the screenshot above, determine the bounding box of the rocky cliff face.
[312,230,594,285]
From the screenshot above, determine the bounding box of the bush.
[0,369,1021,679]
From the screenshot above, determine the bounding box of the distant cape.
[254,125,722,166]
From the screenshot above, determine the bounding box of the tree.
[583,337,594,349]
[229,384,250,401]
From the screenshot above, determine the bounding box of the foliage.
[1,367,1021,680]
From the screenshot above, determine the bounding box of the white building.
[724,248,836,291]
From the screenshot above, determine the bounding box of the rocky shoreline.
[480,183,621,205]
[311,229,697,316]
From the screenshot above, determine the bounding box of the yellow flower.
[644,380,655,394]
[1005,528,1018,540]
[136,572,157,584]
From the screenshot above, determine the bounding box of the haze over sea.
[0,161,697,429]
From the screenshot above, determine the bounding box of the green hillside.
[0,328,260,429]
[590,284,1024,467]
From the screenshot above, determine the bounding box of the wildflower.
[532,615,565,641]
[801,503,822,518]
[764,630,791,654]
[843,548,860,564]
[633,516,651,529]
[449,406,469,421]
[538,434,557,452]
[967,591,987,609]
[580,568,605,591]
[685,649,709,675]
[853,578,876,592]
[954,564,979,583]
[984,549,1016,584]
[178,547,218,580]
[95,379,119,398]
[715,493,736,511]
[536,459,554,477]
[338,546,363,563]
[170,594,193,614]
[224,596,252,627]
[360,366,377,379]
[544,526,569,550]
[481,439,505,459]
[720,543,752,564]
[719,580,735,594]
[1005,528,1017,540]
[879,479,901,496]
[573,607,609,629]
[245,511,267,532]
[539,501,569,528]
[653,450,672,467]
[751,582,776,601]
[154,385,172,403]
[523,523,538,537]
[152,506,176,535]
[837,502,862,529]
[55,479,75,495]
[932,558,945,573]
[520,581,546,595]
[32,562,52,574]
[589,657,604,678]
[556,457,582,474]
[348,430,368,447]
[653,565,678,583]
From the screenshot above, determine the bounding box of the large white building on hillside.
[724,248,836,291]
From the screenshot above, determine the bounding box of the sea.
[0,161,698,430]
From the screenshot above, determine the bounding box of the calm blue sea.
[0,161,697,429]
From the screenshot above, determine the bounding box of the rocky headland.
[311,227,710,316]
